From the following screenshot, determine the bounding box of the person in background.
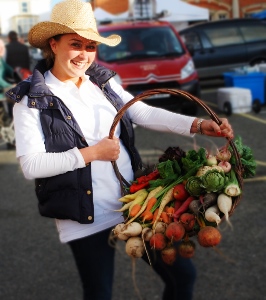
[5,30,31,119]
[5,30,30,70]
[7,1,234,300]
[0,38,15,149]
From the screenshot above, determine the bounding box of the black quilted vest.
[7,60,142,224]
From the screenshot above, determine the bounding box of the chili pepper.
[129,181,150,193]
[136,170,160,184]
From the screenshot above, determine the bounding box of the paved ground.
[0,89,266,300]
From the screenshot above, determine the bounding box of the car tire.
[252,99,261,113]
[223,102,232,116]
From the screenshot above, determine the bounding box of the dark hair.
[8,31,18,41]
[42,34,63,69]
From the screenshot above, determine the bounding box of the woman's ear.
[49,38,57,54]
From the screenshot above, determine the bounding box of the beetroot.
[161,246,177,265]
[197,226,222,247]
[178,240,196,258]
[149,232,167,250]
[179,213,196,232]
[165,222,185,242]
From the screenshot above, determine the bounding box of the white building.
[0,0,51,39]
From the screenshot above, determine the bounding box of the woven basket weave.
[109,88,244,217]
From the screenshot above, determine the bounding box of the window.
[240,24,266,42]
[180,32,202,50]
[203,27,244,47]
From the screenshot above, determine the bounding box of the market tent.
[156,0,209,22]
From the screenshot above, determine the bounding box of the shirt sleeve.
[13,96,86,180]
[109,78,196,136]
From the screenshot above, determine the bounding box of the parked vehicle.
[97,20,200,115]
[179,18,266,80]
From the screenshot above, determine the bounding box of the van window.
[180,31,201,50]
[98,26,185,62]
[203,27,244,47]
[239,24,266,42]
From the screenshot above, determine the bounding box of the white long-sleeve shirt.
[13,70,195,243]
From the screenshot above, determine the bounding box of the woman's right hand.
[80,136,120,165]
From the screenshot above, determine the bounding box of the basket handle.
[108,88,243,197]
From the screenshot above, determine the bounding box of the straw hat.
[28,0,121,49]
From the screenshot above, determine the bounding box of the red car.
[96,20,200,115]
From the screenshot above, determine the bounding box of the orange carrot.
[145,197,157,212]
[164,206,175,217]
[152,208,160,224]
[129,204,142,217]
[161,211,171,224]
[141,210,154,222]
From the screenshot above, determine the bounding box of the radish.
[216,146,231,162]
[218,161,231,173]
[197,226,222,247]
[149,232,167,250]
[142,227,153,242]
[165,222,185,242]
[125,237,145,258]
[178,240,196,258]
[217,193,233,228]
[161,245,177,265]
[204,205,221,225]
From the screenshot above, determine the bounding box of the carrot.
[141,210,154,222]
[145,197,157,212]
[152,187,174,229]
[173,196,195,221]
[161,211,170,224]
[129,204,142,218]
[164,206,175,217]
[125,186,163,225]
[152,208,160,224]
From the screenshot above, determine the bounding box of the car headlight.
[181,59,195,79]
[113,74,122,85]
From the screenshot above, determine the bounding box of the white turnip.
[154,221,167,234]
[142,227,153,242]
[113,223,129,241]
[125,237,145,258]
[217,193,233,228]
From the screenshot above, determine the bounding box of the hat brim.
[28,21,121,49]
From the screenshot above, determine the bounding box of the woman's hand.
[191,118,234,139]
[80,137,120,165]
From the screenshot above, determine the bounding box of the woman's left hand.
[192,118,234,139]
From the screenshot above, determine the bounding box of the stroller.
[0,67,32,148]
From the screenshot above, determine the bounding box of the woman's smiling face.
[49,33,97,84]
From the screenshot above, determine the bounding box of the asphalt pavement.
[0,87,266,300]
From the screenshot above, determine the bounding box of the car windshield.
[98,26,185,62]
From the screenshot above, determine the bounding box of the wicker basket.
[109,88,244,217]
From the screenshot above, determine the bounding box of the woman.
[8,1,233,299]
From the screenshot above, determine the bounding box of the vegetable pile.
[112,136,256,264]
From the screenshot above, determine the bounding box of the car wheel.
[223,102,232,116]
[252,99,261,113]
